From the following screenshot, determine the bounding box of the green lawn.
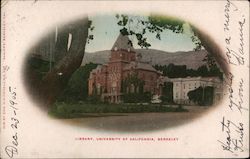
[48,102,188,119]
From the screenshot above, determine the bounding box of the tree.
[122,73,153,103]
[116,14,229,76]
[160,82,173,104]
[203,53,217,69]
[197,65,209,77]
[187,86,214,106]
[122,73,145,94]
[209,65,223,80]
[187,87,203,105]
[186,68,198,77]
[25,13,227,108]
[116,14,184,49]
[154,63,223,79]
[57,63,98,102]
[24,17,90,108]
[153,63,187,78]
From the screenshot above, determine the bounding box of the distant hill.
[81,49,208,69]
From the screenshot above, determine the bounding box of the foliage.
[87,20,95,44]
[57,62,98,102]
[121,73,152,103]
[190,26,202,51]
[148,15,184,33]
[209,65,223,80]
[122,73,145,94]
[116,14,222,72]
[123,92,152,103]
[86,94,102,104]
[115,14,202,50]
[187,86,214,106]
[160,82,173,104]
[197,65,209,77]
[48,101,188,118]
[202,53,223,80]
[203,52,216,68]
[26,56,54,79]
[154,63,223,79]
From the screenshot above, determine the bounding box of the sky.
[85,14,196,53]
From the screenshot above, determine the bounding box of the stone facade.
[169,76,223,105]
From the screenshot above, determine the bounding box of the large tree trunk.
[29,17,89,108]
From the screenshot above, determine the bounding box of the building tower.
[106,34,136,103]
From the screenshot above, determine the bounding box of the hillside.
[81,49,208,69]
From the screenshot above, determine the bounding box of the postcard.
[1,0,249,158]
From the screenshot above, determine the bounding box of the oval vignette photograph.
[23,14,227,132]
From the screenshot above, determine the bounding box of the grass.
[48,102,188,119]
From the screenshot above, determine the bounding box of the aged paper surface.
[1,0,249,158]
